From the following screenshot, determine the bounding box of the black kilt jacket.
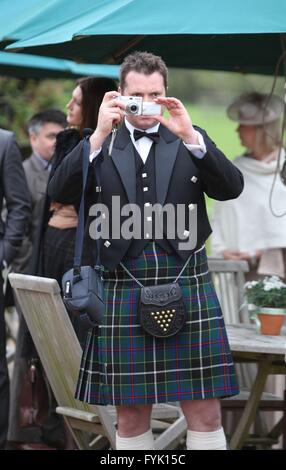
[48,123,244,271]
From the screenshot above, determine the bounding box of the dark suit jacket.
[48,124,244,270]
[11,153,51,273]
[0,129,30,267]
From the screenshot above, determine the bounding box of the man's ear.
[29,133,37,146]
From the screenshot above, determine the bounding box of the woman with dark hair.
[71,76,117,134]
[40,77,117,335]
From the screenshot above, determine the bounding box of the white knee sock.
[116,429,155,450]
[186,427,227,450]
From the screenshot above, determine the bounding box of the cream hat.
[227,92,284,125]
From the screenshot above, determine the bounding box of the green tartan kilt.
[75,243,239,405]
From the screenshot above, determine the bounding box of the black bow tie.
[133,129,160,143]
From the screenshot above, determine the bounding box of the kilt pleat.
[75,242,239,405]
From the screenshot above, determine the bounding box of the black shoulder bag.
[62,137,104,327]
[120,256,191,339]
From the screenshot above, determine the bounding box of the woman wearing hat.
[211,92,286,442]
[211,92,286,280]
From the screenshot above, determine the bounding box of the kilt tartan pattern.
[75,243,239,405]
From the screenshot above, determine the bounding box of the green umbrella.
[0,0,132,49]
[0,0,51,49]
[0,51,119,79]
[5,0,286,75]
[0,1,120,79]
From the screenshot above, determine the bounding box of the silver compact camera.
[117,96,161,116]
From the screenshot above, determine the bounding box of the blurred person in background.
[211,92,285,444]
[0,128,30,449]
[11,109,67,274]
[36,76,117,346]
[211,92,286,281]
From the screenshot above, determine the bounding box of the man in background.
[11,109,67,273]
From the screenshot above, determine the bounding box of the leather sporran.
[19,358,50,428]
[139,282,187,338]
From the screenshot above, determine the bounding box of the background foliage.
[0,68,283,147]
[0,77,74,146]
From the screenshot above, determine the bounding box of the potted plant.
[245,276,286,335]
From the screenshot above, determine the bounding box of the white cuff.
[116,429,155,450]
[184,131,207,159]
[186,428,227,450]
[89,148,102,163]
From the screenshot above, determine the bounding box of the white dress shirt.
[90,118,206,163]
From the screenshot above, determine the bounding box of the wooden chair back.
[208,258,249,324]
[9,273,116,450]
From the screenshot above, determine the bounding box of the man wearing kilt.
[49,52,244,450]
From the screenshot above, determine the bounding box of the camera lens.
[127,103,138,114]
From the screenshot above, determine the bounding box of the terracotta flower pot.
[252,307,286,335]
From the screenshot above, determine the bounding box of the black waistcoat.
[125,143,172,258]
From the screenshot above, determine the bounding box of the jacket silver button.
[104,241,111,247]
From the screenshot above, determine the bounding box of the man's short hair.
[27,109,67,135]
[120,51,168,90]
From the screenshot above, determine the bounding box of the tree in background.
[0,77,74,151]
[0,71,283,153]
[168,69,284,105]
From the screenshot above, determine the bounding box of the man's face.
[120,71,165,130]
[30,122,65,161]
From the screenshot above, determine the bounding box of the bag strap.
[86,127,117,269]
[119,253,192,288]
[119,262,144,288]
[73,135,102,274]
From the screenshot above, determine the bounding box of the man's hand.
[222,250,262,262]
[90,91,125,152]
[153,97,198,144]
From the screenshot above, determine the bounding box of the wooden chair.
[208,258,249,323]
[8,273,182,450]
[208,258,286,449]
